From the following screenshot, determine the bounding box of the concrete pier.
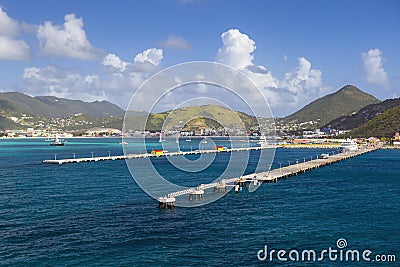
[42,146,272,164]
[160,147,379,205]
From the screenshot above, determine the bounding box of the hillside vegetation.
[0,92,124,118]
[283,85,380,127]
[324,98,400,130]
[124,105,258,131]
[348,105,400,138]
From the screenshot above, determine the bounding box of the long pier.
[158,147,379,207]
[42,146,272,164]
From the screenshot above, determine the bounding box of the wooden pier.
[157,147,379,207]
[42,146,272,164]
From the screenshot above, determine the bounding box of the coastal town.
[1,113,399,148]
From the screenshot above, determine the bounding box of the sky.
[0,0,399,117]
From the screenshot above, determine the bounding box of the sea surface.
[0,138,399,266]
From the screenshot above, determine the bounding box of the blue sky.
[0,0,398,116]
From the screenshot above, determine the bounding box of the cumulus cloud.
[19,47,166,109]
[161,34,191,50]
[361,48,390,88]
[102,48,164,73]
[133,48,163,66]
[0,36,30,60]
[215,28,325,116]
[216,29,256,69]
[0,7,30,60]
[37,13,101,60]
[102,53,128,72]
[282,57,322,93]
[0,7,19,36]
[21,65,108,102]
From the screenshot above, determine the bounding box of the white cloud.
[22,66,107,102]
[0,7,19,36]
[84,74,99,86]
[0,36,30,60]
[0,7,30,60]
[37,13,101,60]
[216,29,256,69]
[161,34,191,50]
[361,48,390,88]
[282,57,322,92]
[102,53,128,72]
[133,48,163,66]
[215,29,326,116]
[20,47,166,109]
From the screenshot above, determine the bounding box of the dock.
[42,146,272,164]
[157,147,379,207]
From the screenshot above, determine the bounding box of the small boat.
[50,135,65,146]
[119,141,128,145]
[186,135,192,142]
[159,131,166,142]
[201,137,208,144]
[258,135,268,147]
[320,153,329,159]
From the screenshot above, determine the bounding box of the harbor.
[41,141,380,208]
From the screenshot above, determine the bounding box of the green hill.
[283,85,380,128]
[124,105,258,132]
[0,92,125,131]
[0,92,124,118]
[324,98,400,130]
[348,105,400,138]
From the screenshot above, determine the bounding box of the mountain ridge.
[0,92,124,118]
[324,97,400,130]
[348,105,400,138]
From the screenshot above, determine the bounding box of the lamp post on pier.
[278,162,282,175]
[73,153,75,159]
[108,151,111,157]
[91,152,94,158]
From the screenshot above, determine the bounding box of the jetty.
[157,146,379,208]
[42,146,272,164]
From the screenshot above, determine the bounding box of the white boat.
[258,135,267,145]
[119,141,128,145]
[201,137,207,144]
[320,153,329,159]
[340,139,358,151]
[259,135,276,147]
[50,135,65,146]
[159,131,166,142]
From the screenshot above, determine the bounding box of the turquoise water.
[0,138,399,266]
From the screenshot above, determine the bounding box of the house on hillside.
[393,132,400,146]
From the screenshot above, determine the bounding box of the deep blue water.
[0,138,399,266]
